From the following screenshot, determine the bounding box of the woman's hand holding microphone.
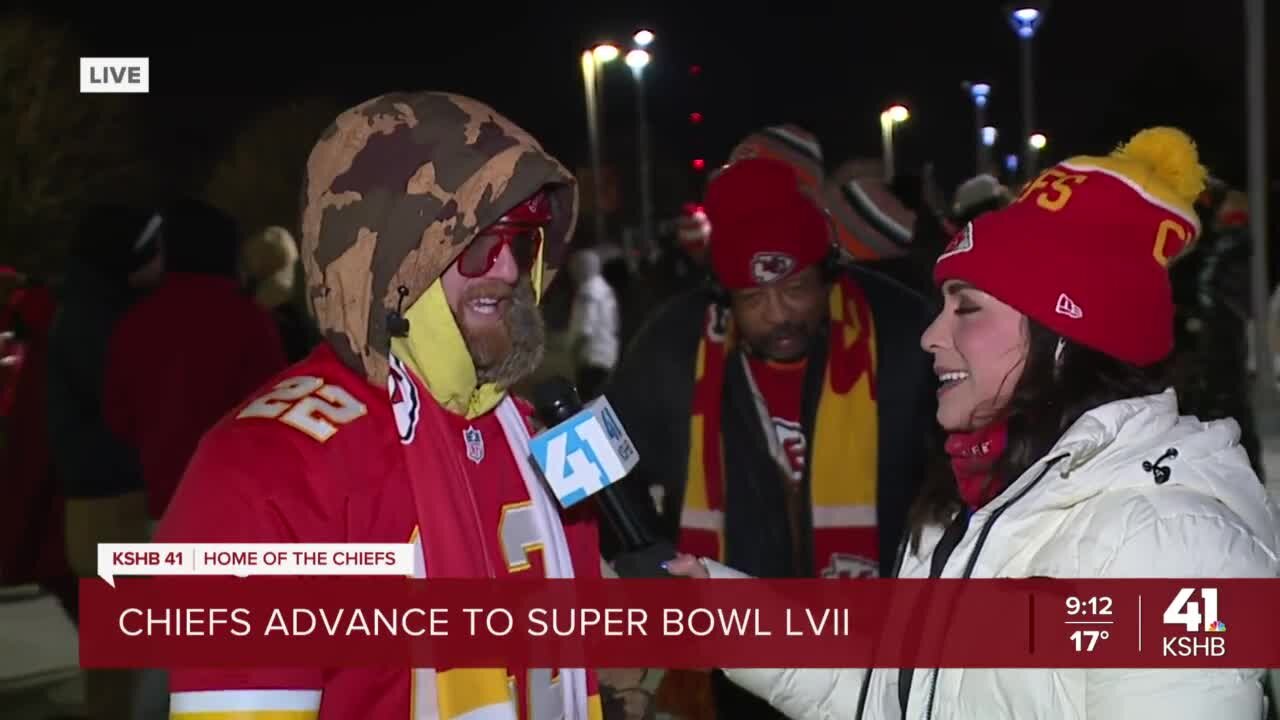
[662,554,710,579]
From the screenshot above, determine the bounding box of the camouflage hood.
[300,91,578,387]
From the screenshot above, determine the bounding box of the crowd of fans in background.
[0,119,1275,720]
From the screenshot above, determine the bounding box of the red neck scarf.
[945,420,1009,511]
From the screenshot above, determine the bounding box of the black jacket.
[46,259,144,499]
[602,262,938,578]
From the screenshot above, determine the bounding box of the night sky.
[28,1,1280,211]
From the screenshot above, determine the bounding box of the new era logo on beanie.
[933,127,1208,367]
[1055,293,1083,320]
[705,156,833,290]
[938,223,974,261]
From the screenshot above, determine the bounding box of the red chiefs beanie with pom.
[705,156,832,290]
[933,127,1208,367]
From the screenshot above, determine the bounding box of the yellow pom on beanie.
[241,226,299,309]
[1110,127,1209,207]
[935,126,1212,367]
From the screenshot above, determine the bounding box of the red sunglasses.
[458,226,544,278]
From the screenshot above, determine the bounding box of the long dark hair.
[907,319,1173,549]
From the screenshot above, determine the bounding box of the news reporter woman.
[665,128,1280,719]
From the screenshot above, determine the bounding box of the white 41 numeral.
[543,432,604,497]
[1163,587,1219,632]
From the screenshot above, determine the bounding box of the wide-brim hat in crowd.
[822,158,915,260]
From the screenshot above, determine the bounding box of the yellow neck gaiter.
[389,239,546,420]
[390,280,506,419]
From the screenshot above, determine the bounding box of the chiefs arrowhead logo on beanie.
[705,156,832,290]
[934,127,1208,367]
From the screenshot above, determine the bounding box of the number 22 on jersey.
[237,376,367,441]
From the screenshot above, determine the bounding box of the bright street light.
[633,30,655,47]
[1010,6,1043,38]
[968,82,992,108]
[982,126,998,147]
[593,44,620,63]
[880,104,910,182]
[625,49,651,70]
[1029,133,1047,150]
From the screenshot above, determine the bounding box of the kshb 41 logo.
[1161,587,1226,657]
[528,396,639,509]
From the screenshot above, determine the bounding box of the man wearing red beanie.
[603,156,938,719]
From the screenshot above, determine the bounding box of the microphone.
[529,377,675,576]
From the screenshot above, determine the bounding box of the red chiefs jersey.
[438,408,549,578]
[156,344,603,720]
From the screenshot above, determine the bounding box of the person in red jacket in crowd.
[103,197,288,523]
[154,92,604,720]
[1,265,27,418]
[0,269,73,616]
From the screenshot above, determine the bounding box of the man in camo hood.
[157,92,605,720]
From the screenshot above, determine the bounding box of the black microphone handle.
[532,376,671,570]
[596,482,652,552]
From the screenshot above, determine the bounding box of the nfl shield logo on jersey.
[464,426,485,464]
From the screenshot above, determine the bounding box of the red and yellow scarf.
[679,275,882,576]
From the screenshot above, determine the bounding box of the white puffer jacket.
[700,390,1280,720]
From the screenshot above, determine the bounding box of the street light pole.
[627,47,654,256]
[594,57,607,158]
[880,114,894,183]
[583,44,620,245]
[1244,0,1277,431]
[1019,36,1034,179]
[581,51,607,246]
[965,82,991,175]
[880,104,909,183]
[1009,5,1045,183]
[982,126,999,175]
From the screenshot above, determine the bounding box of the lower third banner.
[79,577,1276,669]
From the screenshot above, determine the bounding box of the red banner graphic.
[78,578,1276,669]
